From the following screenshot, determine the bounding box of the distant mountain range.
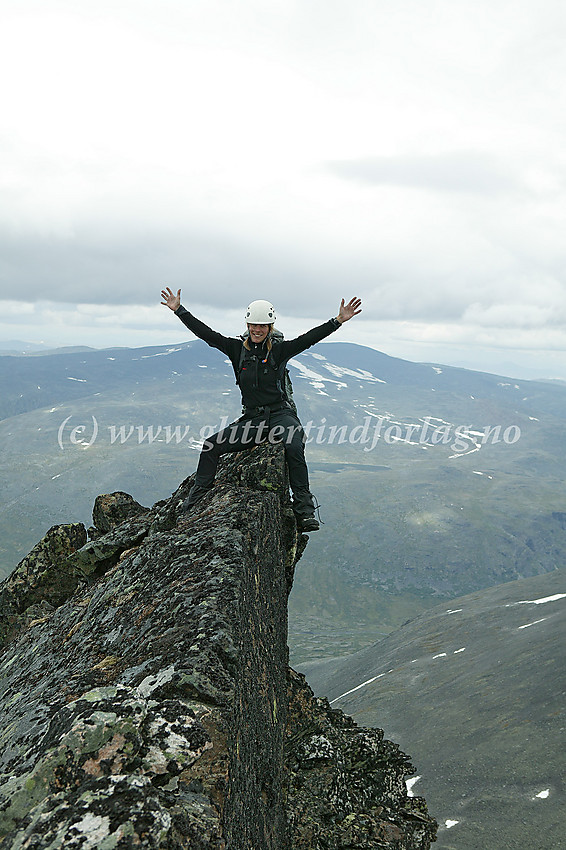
[297,566,566,850]
[0,340,97,356]
[0,340,52,354]
[1,338,566,663]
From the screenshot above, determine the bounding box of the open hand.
[337,297,362,323]
[161,287,181,312]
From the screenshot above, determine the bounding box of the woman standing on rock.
[161,288,362,531]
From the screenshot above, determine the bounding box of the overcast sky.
[2,0,566,379]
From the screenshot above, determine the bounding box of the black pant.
[192,407,315,516]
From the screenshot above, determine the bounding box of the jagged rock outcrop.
[0,444,437,849]
[0,522,87,645]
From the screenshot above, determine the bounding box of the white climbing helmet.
[244,300,277,324]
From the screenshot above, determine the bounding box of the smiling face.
[248,323,270,344]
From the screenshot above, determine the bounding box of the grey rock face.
[0,444,436,848]
[90,491,149,537]
[0,522,87,646]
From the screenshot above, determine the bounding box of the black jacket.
[175,305,340,410]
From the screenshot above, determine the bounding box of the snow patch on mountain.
[289,359,347,391]
[508,593,566,606]
[140,347,185,358]
[290,356,386,388]
[518,618,548,630]
[406,776,421,797]
[329,671,393,704]
[321,362,386,383]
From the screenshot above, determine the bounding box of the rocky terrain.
[0,444,437,849]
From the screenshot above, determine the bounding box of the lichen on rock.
[0,522,87,646]
[0,443,437,849]
[285,669,436,848]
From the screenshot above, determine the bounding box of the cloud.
[2,0,566,379]
[463,297,566,330]
[0,226,342,312]
[326,152,522,195]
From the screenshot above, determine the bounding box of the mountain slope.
[297,568,566,850]
[2,340,566,660]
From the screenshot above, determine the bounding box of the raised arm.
[160,286,242,362]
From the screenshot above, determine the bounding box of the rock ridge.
[0,444,437,848]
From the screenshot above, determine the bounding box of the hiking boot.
[298,515,320,532]
[178,483,212,514]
